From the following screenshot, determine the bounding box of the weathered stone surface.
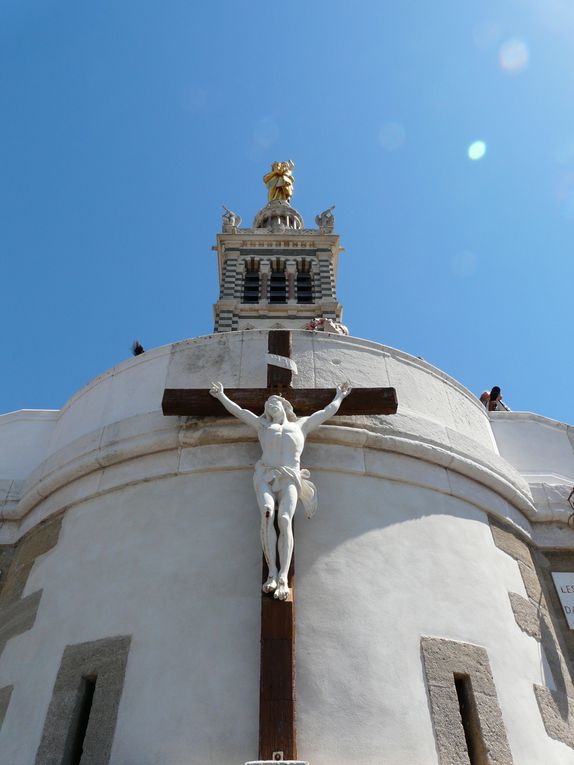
[490,518,574,749]
[0,546,15,594]
[35,635,131,765]
[489,518,533,568]
[425,682,471,765]
[534,554,574,684]
[0,685,13,728]
[534,685,574,749]
[0,514,62,606]
[0,590,42,654]
[518,560,544,605]
[0,513,62,675]
[509,592,542,641]
[421,637,514,764]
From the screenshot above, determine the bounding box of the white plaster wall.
[0,410,58,479]
[166,330,497,456]
[0,472,262,765]
[0,330,500,488]
[295,474,569,765]
[0,451,568,764]
[0,347,171,482]
[0,328,539,552]
[166,331,269,391]
[492,412,574,483]
[47,344,171,455]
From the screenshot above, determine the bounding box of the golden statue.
[263,160,295,202]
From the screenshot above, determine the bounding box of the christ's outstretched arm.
[300,382,352,436]
[209,382,261,429]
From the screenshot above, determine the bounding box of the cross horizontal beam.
[161,387,398,417]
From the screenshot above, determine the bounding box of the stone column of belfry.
[310,260,321,302]
[236,258,247,300]
[286,260,297,303]
[260,260,270,303]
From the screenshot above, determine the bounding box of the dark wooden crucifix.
[162,330,397,762]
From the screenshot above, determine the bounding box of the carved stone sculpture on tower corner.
[209,381,352,600]
[222,205,242,231]
[315,205,335,233]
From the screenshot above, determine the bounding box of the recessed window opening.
[269,259,286,304]
[454,674,488,765]
[297,260,313,304]
[243,259,260,304]
[66,675,97,765]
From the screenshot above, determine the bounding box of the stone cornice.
[1,411,561,546]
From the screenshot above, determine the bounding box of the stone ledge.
[0,415,542,545]
[245,761,308,764]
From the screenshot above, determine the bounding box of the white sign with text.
[552,572,574,629]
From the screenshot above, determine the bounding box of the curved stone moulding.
[0,329,499,481]
[45,330,496,456]
[0,411,543,545]
[3,329,570,545]
[245,761,309,765]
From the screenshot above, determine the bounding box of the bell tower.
[213,162,346,333]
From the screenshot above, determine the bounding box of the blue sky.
[1,0,573,424]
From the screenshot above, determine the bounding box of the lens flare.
[499,39,529,73]
[468,141,487,160]
[451,250,477,277]
[378,122,406,151]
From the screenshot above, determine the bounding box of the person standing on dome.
[488,386,510,411]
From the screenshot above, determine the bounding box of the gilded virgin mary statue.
[263,160,295,202]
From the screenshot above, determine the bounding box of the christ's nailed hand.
[210,381,224,398]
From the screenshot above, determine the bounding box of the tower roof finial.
[263,160,295,203]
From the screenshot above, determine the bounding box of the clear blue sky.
[2,0,573,424]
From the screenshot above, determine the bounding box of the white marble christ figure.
[209,381,351,600]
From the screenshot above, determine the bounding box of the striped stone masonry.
[215,309,235,333]
[212,217,343,331]
[235,259,246,301]
[317,252,336,300]
[220,253,239,299]
[310,261,321,301]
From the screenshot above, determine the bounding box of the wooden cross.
[162,330,397,762]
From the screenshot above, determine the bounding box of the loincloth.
[254,461,317,519]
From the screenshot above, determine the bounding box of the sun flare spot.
[499,39,529,73]
[378,122,406,151]
[468,141,487,161]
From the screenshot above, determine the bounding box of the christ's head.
[263,395,297,423]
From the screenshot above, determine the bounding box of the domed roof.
[252,199,304,230]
